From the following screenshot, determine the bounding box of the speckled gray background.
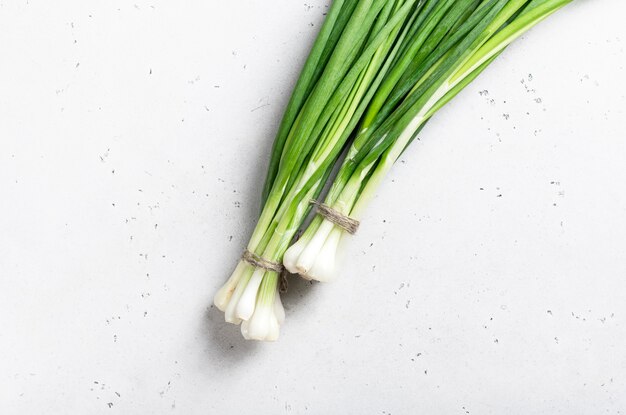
[1,0,625,413]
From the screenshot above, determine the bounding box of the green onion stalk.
[284,0,573,282]
[214,0,426,340]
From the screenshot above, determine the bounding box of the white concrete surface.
[1,0,625,413]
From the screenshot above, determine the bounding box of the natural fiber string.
[242,250,284,273]
[279,269,289,294]
[310,200,360,234]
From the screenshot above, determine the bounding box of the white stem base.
[213,260,246,311]
[283,219,345,282]
[215,260,285,341]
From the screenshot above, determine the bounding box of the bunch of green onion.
[214,0,573,341]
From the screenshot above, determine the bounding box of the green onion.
[215,0,421,340]
[215,0,574,341]
[283,0,573,283]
